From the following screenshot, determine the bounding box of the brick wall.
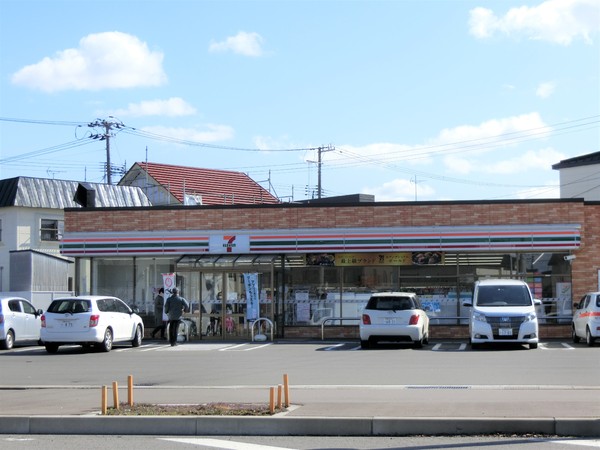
[283,324,571,340]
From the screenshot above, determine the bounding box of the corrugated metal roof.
[0,177,152,208]
[120,162,280,205]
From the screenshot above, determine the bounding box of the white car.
[572,292,600,346]
[40,296,144,353]
[359,292,430,349]
[0,296,43,350]
[463,279,541,350]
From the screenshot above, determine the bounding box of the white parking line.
[324,343,345,351]
[160,437,296,449]
[220,343,272,351]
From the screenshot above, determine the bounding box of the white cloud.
[363,178,435,202]
[141,124,234,142]
[11,32,166,93]
[111,98,197,117]
[435,112,551,148]
[209,31,265,56]
[536,81,557,98]
[469,0,599,45]
[483,147,565,174]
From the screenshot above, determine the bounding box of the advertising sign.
[244,273,260,321]
[162,272,176,321]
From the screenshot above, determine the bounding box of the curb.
[1,416,599,437]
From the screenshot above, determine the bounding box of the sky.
[0,0,599,202]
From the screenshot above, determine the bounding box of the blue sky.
[1,0,598,202]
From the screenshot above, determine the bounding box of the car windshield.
[476,285,532,307]
[47,299,91,314]
[367,296,414,311]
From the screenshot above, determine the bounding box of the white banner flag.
[162,273,176,321]
[244,273,259,321]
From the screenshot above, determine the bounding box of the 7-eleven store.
[60,198,596,340]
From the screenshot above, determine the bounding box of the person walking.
[151,288,166,339]
[164,288,190,346]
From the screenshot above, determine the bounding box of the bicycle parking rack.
[251,317,274,342]
[321,317,360,340]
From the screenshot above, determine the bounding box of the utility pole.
[316,144,334,199]
[88,117,125,184]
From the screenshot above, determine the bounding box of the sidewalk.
[1,384,599,437]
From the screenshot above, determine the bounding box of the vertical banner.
[244,273,259,321]
[162,273,176,321]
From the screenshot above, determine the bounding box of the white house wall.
[559,166,600,200]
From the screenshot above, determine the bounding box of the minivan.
[463,279,541,349]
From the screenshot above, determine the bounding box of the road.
[0,339,598,419]
[1,434,600,449]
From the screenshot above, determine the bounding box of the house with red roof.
[119,162,280,206]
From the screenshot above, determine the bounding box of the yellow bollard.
[269,386,275,414]
[283,373,290,407]
[101,386,107,415]
[127,375,134,406]
[112,381,119,410]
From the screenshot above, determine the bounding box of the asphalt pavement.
[1,382,599,437]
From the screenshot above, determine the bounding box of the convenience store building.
[60,198,599,340]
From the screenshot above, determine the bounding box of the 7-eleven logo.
[223,235,236,252]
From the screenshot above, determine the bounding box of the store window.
[40,219,63,241]
[280,251,573,326]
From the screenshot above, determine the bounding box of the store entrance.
[177,269,274,340]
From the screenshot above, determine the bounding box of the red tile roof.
[130,162,279,205]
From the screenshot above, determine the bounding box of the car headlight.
[473,311,487,323]
[524,312,537,322]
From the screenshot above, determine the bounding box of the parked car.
[463,279,541,350]
[40,296,144,353]
[572,292,600,346]
[0,296,43,350]
[359,292,430,349]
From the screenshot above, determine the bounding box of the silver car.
[40,296,144,353]
[0,296,43,350]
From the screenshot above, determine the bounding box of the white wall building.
[0,177,150,308]
[552,151,600,200]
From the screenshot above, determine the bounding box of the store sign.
[333,252,444,266]
[209,234,250,253]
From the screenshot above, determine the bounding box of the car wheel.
[45,343,59,354]
[132,325,142,347]
[360,339,370,349]
[529,343,538,349]
[586,327,595,347]
[1,330,15,350]
[414,337,423,349]
[423,332,429,346]
[572,326,580,343]
[99,328,113,352]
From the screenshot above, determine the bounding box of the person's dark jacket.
[164,294,189,320]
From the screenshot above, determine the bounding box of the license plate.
[499,328,513,336]
[384,318,397,325]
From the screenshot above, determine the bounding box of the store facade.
[60,198,600,340]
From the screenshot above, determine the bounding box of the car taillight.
[409,314,420,325]
[0,314,4,324]
[41,314,46,327]
[362,314,371,325]
[89,315,100,327]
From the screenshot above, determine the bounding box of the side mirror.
[36,309,43,316]
[534,299,542,306]
[573,302,579,309]
[131,306,140,314]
